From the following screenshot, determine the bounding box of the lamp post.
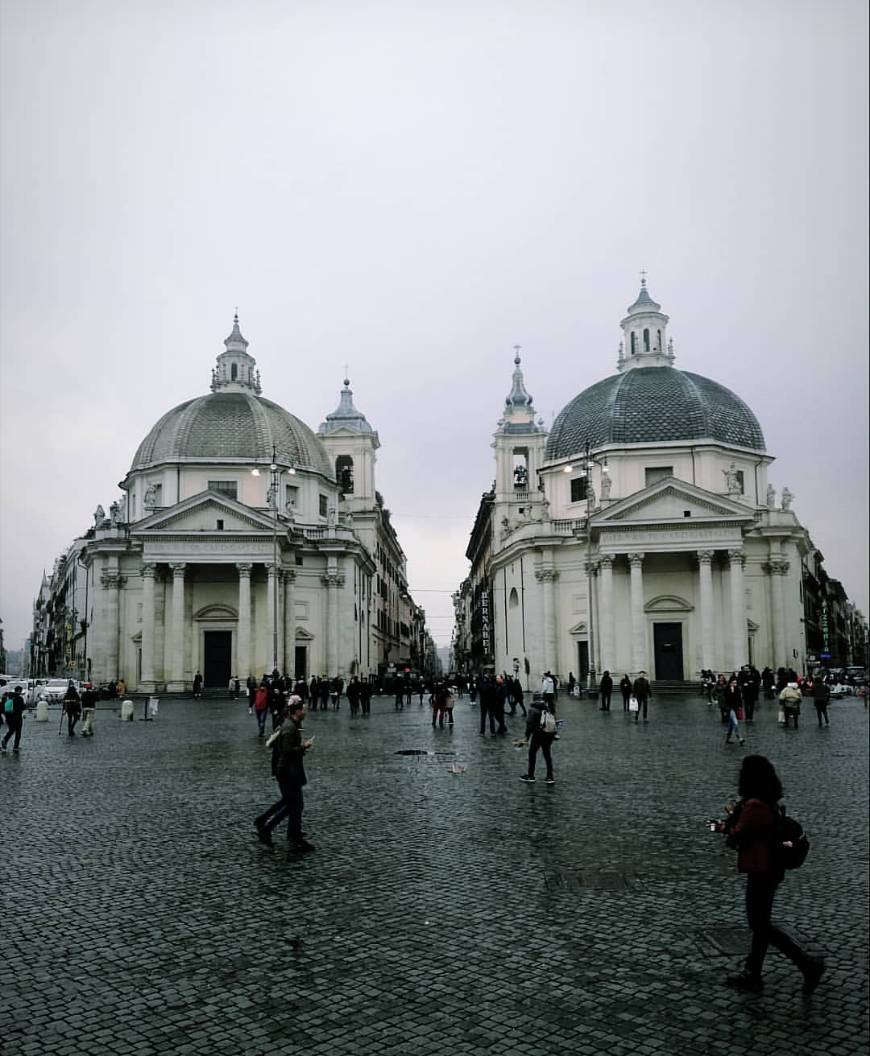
[582,441,609,693]
[253,446,291,676]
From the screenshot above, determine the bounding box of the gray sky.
[1,0,868,653]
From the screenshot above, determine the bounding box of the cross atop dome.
[619,275,671,371]
[211,312,261,394]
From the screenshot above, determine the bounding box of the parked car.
[1,677,39,707]
[37,678,82,703]
[829,683,853,698]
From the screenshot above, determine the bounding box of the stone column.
[628,552,646,673]
[100,566,125,681]
[140,563,157,689]
[767,558,789,668]
[728,548,746,670]
[535,568,559,676]
[598,555,615,673]
[236,563,252,680]
[322,569,344,676]
[696,550,715,672]
[283,570,296,676]
[168,563,187,691]
[265,563,279,673]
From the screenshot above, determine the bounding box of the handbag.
[736,706,745,720]
[628,696,639,712]
[777,708,785,724]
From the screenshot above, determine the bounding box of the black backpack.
[773,806,810,870]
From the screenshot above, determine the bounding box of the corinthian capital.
[696,549,715,565]
[535,568,559,583]
[727,548,745,568]
[627,552,645,568]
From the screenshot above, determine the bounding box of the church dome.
[129,316,333,477]
[130,391,334,476]
[546,280,767,460]
[545,367,766,460]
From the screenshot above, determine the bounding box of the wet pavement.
[2,690,868,1055]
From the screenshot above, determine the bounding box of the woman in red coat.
[719,755,825,993]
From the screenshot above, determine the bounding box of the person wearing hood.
[519,696,556,785]
[716,755,824,994]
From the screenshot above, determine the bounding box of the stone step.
[651,680,704,697]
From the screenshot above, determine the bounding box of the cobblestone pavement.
[2,691,868,1056]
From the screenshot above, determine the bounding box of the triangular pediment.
[132,491,278,534]
[594,477,754,526]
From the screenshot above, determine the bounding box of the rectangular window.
[570,476,588,503]
[216,519,224,530]
[285,484,299,508]
[208,480,238,500]
[734,470,745,494]
[645,466,673,486]
[295,554,303,566]
[319,494,328,518]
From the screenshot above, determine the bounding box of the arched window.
[231,363,238,380]
[643,328,650,353]
[657,329,662,351]
[509,588,519,609]
[336,455,354,494]
[512,449,529,489]
[630,332,637,355]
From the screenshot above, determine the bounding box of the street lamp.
[583,440,609,693]
[253,446,289,676]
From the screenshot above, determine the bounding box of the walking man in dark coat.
[599,670,613,711]
[254,698,315,853]
[1,686,25,753]
[632,672,651,723]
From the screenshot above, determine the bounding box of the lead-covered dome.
[129,316,333,477]
[130,392,333,475]
[545,367,766,460]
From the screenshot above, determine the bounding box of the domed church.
[63,316,421,691]
[461,279,813,686]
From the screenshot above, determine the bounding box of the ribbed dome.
[130,392,333,477]
[545,367,766,460]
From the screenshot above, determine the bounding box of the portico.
[587,477,756,676]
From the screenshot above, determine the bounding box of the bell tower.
[492,348,548,510]
[317,376,380,506]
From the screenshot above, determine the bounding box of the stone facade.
[32,319,425,690]
[461,282,866,686]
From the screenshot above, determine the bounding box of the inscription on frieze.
[147,539,275,554]
[601,526,742,548]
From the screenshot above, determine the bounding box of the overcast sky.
[1,0,867,654]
